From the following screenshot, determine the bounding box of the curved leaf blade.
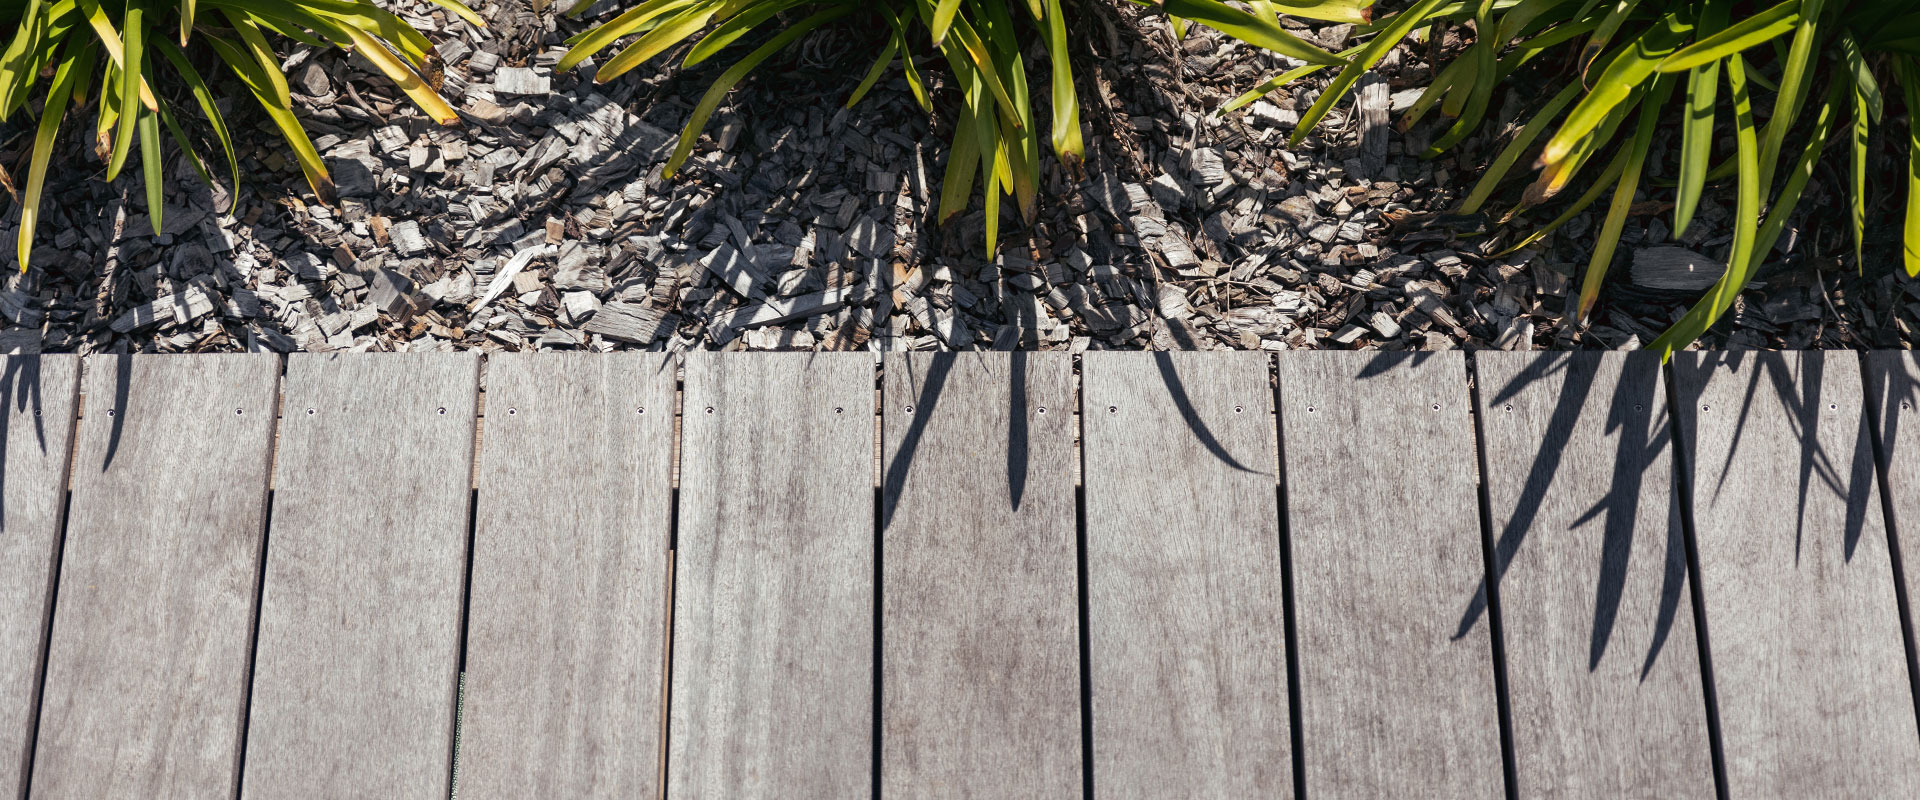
[19,38,93,270]
[662,6,851,178]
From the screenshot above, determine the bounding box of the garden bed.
[2,0,1914,354]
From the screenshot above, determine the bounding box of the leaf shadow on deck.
[1151,353,1260,475]
[1869,354,1918,503]
[99,356,132,474]
[1157,324,1265,475]
[1866,353,1920,718]
[0,356,53,531]
[879,350,1264,530]
[1681,352,1877,565]
[880,353,956,531]
[1449,352,1687,679]
[1352,350,1442,378]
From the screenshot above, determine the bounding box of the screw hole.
[507,408,517,416]
[305,408,315,416]
[834,407,844,414]
[1503,404,1513,413]
[1827,403,1837,411]
[1635,404,1644,413]
[705,406,715,415]
[1306,406,1316,414]
[1234,405,1244,413]
[1904,402,1914,411]
[105,409,116,417]
[1431,402,1441,411]
[1108,405,1118,414]
[235,408,244,415]
[1037,406,1048,414]
[437,407,447,415]
[637,407,646,414]
[1702,404,1711,412]
[905,405,915,414]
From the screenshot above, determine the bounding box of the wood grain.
[670,353,874,799]
[1082,351,1290,799]
[241,353,479,800]
[881,352,1080,799]
[1869,350,1920,740]
[458,353,674,799]
[1276,351,1503,799]
[0,356,76,800]
[1675,351,1920,797]
[32,354,278,800]
[1473,352,1713,798]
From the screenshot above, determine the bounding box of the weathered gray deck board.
[24,349,1920,797]
[1473,352,1714,797]
[1276,351,1503,798]
[1869,351,1920,709]
[1082,351,1291,798]
[669,353,874,798]
[0,356,76,800]
[881,353,1080,799]
[241,354,479,800]
[458,353,675,799]
[32,355,278,800]
[1673,351,1920,797]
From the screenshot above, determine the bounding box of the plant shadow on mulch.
[2,1,1915,354]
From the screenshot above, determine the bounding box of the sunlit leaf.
[19,37,95,270]
[663,7,852,178]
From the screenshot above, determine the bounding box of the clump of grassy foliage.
[560,0,1374,254]
[1233,0,1920,355]
[0,0,480,269]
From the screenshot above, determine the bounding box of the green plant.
[1231,0,1920,356]
[0,0,481,269]
[559,0,1370,254]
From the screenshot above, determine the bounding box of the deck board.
[881,353,1081,799]
[669,353,875,798]
[457,353,675,799]
[1868,350,1920,724]
[16,349,1920,796]
[1473,352,1714,797]
[241,353,479,800]
[32,354,277,800]
[1082,351,1291,798]
[1275,351,1503,799]
[0,355,76,800]
[1673,351,1920,797]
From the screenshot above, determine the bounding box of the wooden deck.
[1,350,1918,798]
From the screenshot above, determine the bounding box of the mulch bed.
[1,0,1913,355]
